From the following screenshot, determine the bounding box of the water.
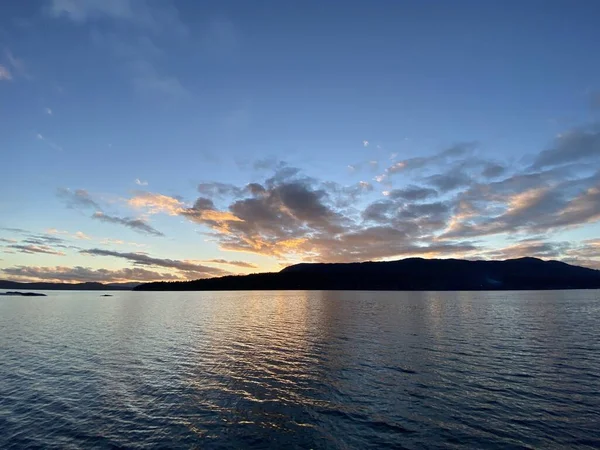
[1,290,599,449]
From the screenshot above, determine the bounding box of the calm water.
[1,290,599,449]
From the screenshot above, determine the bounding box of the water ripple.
[1,290,599,449]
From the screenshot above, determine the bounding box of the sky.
[1,0,600,283]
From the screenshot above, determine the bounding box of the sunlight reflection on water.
[1,290,599,448]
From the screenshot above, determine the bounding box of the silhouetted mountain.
[0,291,47,296]
[135,257,600,291]
[0,280,139,290]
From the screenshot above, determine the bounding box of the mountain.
[135,257,600,291]
[0,280,139,290]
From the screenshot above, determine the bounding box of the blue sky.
[1,0,600,283]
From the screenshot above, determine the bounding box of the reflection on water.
[1,290,600,448]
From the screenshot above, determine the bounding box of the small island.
[0,291,47,297]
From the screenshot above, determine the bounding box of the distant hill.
[0,280,139,291]
[135,257,600,291]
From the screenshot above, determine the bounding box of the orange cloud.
[128,192,184,215]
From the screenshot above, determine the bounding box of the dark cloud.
[0,237,17,243]
[192,197,215,211]
[531,126,600,169]
[92,212,164,236]
[442,173,600,240]
[385,142,476,176]
[205,259,258,268]
[2,265,180,283]
[7,244,65,256]
[81,248,227,277]
[387,185,438,201]
[481,162,506,179]
[23,234,67,246]
[246,183,267,197]
[425,170,472,192]
[57,188,102,210]
[0,227,29,234]
[362,201,393,223]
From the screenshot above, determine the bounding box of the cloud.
[386,185,438,201]
[198,182,244,198]
[378,142,476,179]
[0,65,11,80]
[92,212,164,236]
[99,238,146,248]
[57,188,102,210]
[47,0,186,33]
[45,107,53,115]
[38,119,600,271]
[46,228,68,235]
[22,234,67,247]
[74,231,92,240]
[531,126,600,169]
[2,265,180,283]
[50,0,189,98]
[0,238,17,244]
[81,248,228,277]
[128,192,183,215]
[358,181,373,191]
[49,0,136,22]
[204,259,258,269]
[363,140,369,147]
[0,49,27,81]
[441,172,600,240]
[7,244,65,256]
[36,133,63,152]
[425,169,472,192]
[0,227,29,234]
[484,240,571,260]
[135,178,148,186]
[481,162,506,178]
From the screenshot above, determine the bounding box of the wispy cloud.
[92,212,164,237]
[135,178,148,186]
[45,107,53,115]
[57,188,102,210]
[81,248,228,278]
[205,259,258,269]
[8,244,65,256]
[0,49,27,81]
[363,140,369,147]
[36,133,63,152]
[48,0,189,99]
[74,231,92,240]
[0,65,11,81]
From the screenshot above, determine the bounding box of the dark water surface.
[1,290,599,449]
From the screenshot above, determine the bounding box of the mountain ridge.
[135,257,600,291]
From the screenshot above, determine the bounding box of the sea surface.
[1,290,599,449]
